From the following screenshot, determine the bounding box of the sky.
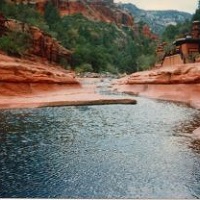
[114,0,198,14]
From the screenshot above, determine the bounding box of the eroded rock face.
[28,26,72,63]
[0,53,78,85]
[36,0,134,27]
[0,14,77,97]
[5,0,134,27]
[124,64,200,85]
[61,1,134,27]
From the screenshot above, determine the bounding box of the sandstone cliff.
[11,0,134,27]
[58,0,134,27]
[123,64,200,85]
[0,53,77,84]
[0,52,80,98]
[0,14,72,64]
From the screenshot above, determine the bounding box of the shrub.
[137,54,156,71]
[75,63,93,73]
[0,32,30,56]
[59,57,71,69]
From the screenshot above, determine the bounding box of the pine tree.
[44,1,61,28]
[192,1,200,21]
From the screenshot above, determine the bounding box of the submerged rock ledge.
[113,83,200,109]
[0,97,136,109]
[0,77,136,110]
[43,98,137,107]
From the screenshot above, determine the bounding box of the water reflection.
[173,113,200,136]
[190,140,200,154]
[172,112,200,155]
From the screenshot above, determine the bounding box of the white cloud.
[114,0,197,13]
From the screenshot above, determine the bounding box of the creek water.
[0,79,200,198]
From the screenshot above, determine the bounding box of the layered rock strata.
[125,64,200,84]
[0,53,78,97]
[0,53,76,84]
[58,0,134,27]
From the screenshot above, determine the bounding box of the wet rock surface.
[114,64,200,110]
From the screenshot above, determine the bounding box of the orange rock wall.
[142,24,158,40]
[0,53,78,85]
[37,0,134,27]
[120,63,200,85]
[162,54,184,67]
[4,0,135,30]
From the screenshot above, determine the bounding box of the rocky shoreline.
[113,63,200,110]
[113,63,200,140]
[113,83,200,109]
[0,53,136,109]
[0,52,200,139]
[113,83,200,140]
[0,79,137,110]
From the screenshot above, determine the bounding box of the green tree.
[44,2,61,29]
[0,1,48,31]
[0,0,5,8]
[137,54,156,71]
[162,25,179,41]
[192,9,200,21]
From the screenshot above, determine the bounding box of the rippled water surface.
[1,81,200,198]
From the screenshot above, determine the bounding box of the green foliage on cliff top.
[57,14,139,73]
[0,0,49,31]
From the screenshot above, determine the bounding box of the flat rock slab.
[0,98,137,109]
[43,98,137,107]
